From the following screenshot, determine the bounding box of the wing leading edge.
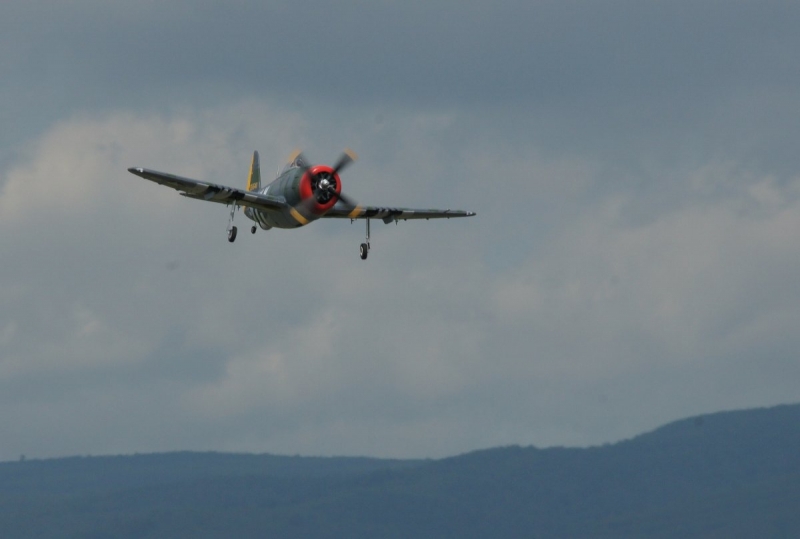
[127,167,287,213]
[323,204,476,223]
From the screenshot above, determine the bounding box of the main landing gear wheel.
[358,218,371,260]
[227,204,238,243]
[251,225,257,234]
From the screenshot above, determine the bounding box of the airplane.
[128,149,476,259]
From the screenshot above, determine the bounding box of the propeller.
[331,148,357,177]
[328,149,358,206]
[297,149,359,209]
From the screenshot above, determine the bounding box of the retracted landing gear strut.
[359,218,370,260]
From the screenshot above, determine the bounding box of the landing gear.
[227,204,238,243]
[251,225,257,234]
[359,218,371,260]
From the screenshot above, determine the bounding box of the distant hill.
[1,404,798,538]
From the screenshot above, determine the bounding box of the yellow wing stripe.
[289,207,309,225]
[348,205,363,219]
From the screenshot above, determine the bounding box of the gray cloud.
[1,1,800,460]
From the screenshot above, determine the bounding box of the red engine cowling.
[298,165,342,214]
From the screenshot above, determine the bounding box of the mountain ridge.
[1,402,798,538]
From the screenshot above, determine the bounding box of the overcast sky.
[1,0,799,460]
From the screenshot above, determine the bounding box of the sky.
[1,0,800,460]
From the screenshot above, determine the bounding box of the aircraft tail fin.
[246,151,261,191]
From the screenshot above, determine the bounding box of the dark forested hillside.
[1,404,798,538]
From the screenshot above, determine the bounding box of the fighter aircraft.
[128,149,475,259]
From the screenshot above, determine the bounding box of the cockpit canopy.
[280,154,309,175]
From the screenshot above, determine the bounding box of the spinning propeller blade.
[332,148,358,176]
[300,149,359,207]
[331,188,357,207]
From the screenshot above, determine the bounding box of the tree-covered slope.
[1,404,798,538]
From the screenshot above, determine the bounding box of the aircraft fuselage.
[244,168,304,229]
[244,163,341,230]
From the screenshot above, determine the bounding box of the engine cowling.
[299,165,342,214]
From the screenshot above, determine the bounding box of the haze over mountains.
[1,403,798,538]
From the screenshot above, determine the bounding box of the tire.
[251,225,257,234]
[228,226,238,243]
[359,243,368,260]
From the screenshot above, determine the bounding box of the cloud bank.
[1,0,800,459]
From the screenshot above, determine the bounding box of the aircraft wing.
[127,167,287,212]
[322,204,476,223]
